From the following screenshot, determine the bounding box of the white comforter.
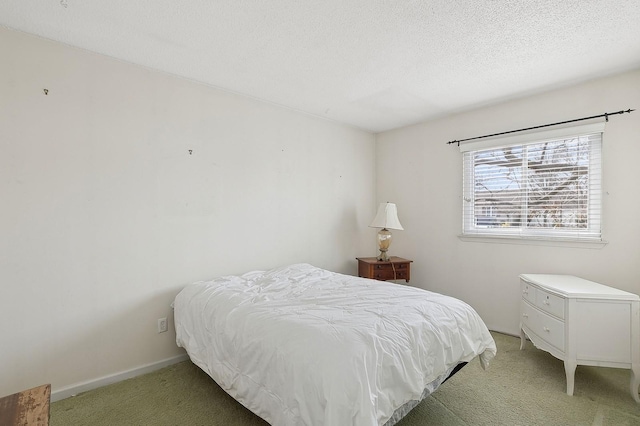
[173,263,496,426]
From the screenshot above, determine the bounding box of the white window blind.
[461,123,604,242]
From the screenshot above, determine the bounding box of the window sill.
[458,234,608,249]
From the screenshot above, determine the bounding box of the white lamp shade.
[369,202,404,230]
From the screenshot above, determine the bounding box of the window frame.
[459,122,606,246]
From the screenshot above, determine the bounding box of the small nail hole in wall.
[43,89,49,95]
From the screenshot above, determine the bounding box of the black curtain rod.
[446,109,635,146]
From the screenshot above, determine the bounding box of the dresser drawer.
[523,302,566,352]
[521,281,536,305]
[535,288,565,319]
[521,300,536,329]
[536,310,565,351]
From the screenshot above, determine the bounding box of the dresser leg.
[564,360,576,396]
[519,327,526,350]
[631,364,640,403]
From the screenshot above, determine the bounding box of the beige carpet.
[51,332,640,425]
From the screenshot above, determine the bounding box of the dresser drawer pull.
[523,290,528,295]
[543,327,550,332]
[544,299,550,305]
[522,313,528,318]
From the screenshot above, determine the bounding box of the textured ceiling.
[2,1,640,133]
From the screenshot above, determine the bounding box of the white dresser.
[519,274,640,402]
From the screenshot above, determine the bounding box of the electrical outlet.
[157,317,168,333]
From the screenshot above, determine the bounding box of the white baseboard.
[51,353,190,402]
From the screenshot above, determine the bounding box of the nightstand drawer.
[373,268,408,281]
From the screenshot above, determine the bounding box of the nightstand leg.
[564,360,576,396]
[631,364,640,403]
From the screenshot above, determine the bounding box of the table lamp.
[369,202,403,261]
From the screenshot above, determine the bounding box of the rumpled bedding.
[173,263,496,426]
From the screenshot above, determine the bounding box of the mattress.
[173,263,496,425]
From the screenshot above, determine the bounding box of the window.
[461,123,604,242]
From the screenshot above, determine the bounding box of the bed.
[173,263,496,426]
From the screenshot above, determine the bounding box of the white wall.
[376,69,640,336]
[0,27,376,397]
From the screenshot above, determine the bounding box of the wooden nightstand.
[0,384,50,425]
[356,257,412,282]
